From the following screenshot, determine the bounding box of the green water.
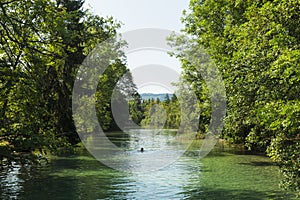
[0,130,296,199]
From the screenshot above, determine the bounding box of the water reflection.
[84,129,194,173]
[0,161,23,199]
[0,130,297,200]
[127,129,177,151]
[107,156,203,200]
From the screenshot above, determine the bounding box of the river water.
[0,130,296,199]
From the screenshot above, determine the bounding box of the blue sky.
[83,0,190,93]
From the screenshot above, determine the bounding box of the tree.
[96,62,138,131]
[129,93,144,125]
[0,0,122,159]
[180,0,300,192]
[164,93,170,104]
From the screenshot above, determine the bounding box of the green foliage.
[96,62,137,131]
[0,0,122,160]
[140,94,181,129]
[129,93,144,125]
[180,0,300,192]
[164,94,181,129]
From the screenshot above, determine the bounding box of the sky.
[83,0,190,93]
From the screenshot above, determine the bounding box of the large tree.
[0,0,122,159]
[180,0,300,192]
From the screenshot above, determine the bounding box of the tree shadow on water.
[182,187,295,200]
[238,161,276,167]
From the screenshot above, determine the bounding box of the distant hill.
[140,93,173,101]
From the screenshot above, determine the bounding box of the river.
[0,129,296,199]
